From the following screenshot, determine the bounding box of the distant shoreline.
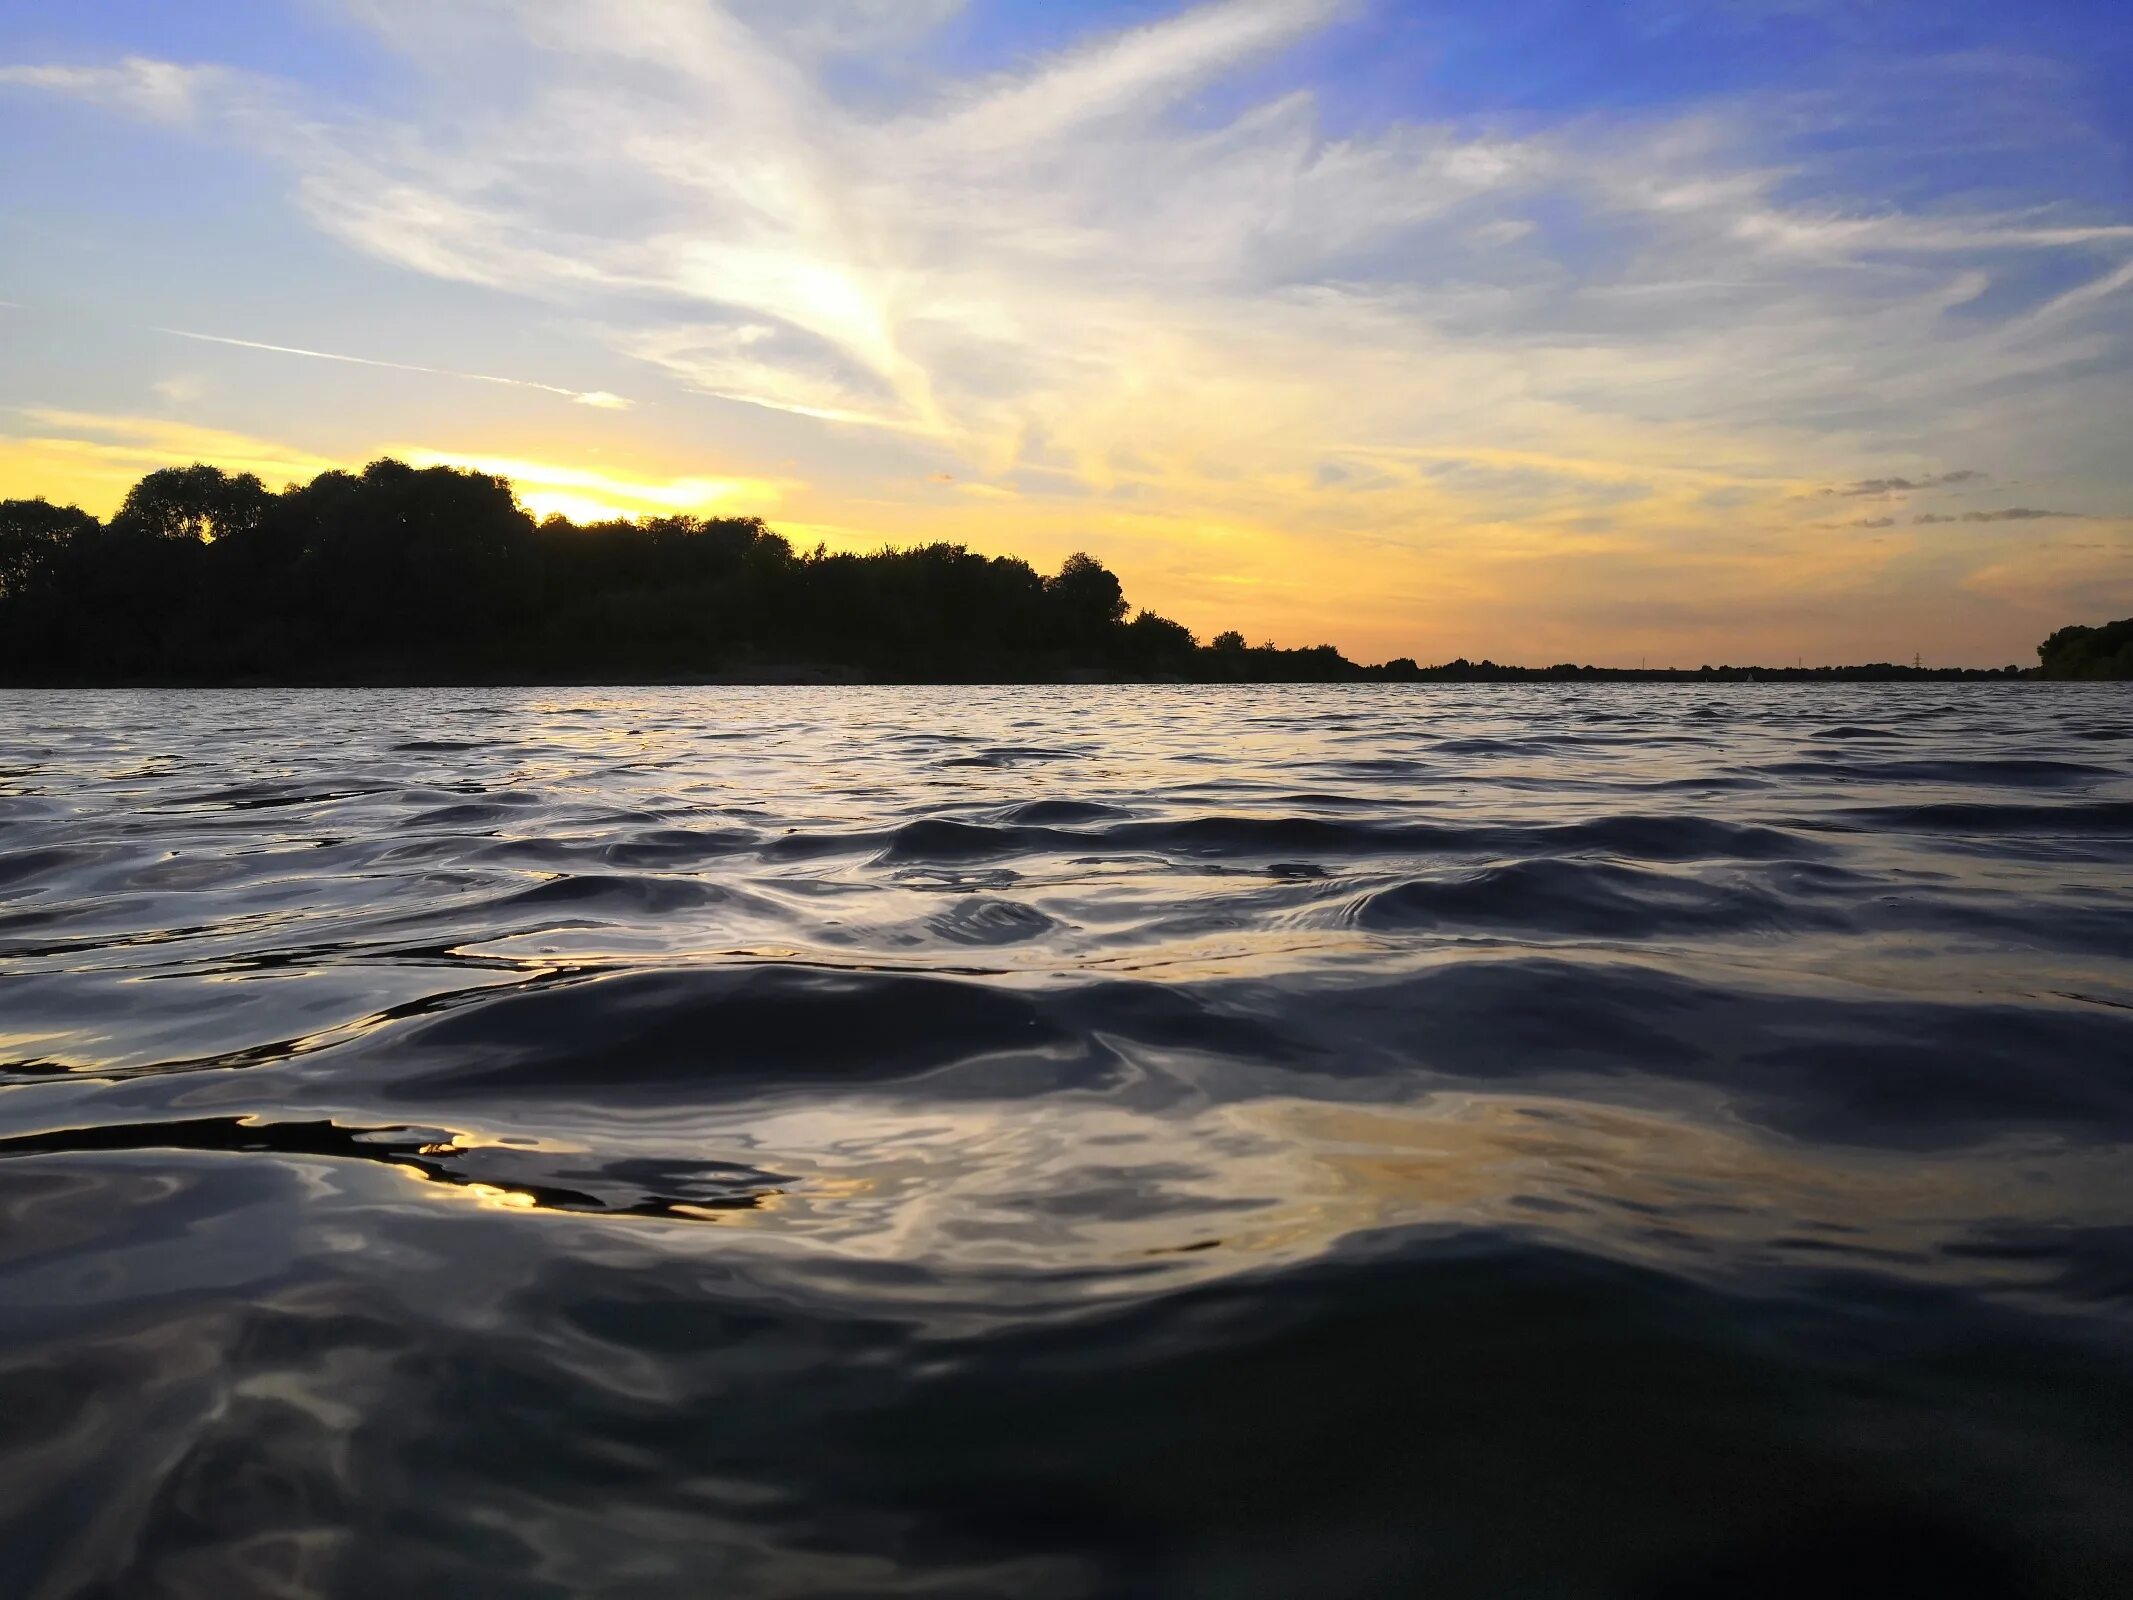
[0,666,2066,690]
[4,459,2123,684]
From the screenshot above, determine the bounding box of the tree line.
[2037,618,2133,680]
[0,459,2090,683]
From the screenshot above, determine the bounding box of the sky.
[2,0,2130,666]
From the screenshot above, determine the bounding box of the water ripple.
[3,682,2132,1596]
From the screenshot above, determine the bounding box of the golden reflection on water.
[382,1087,2133,1301]
[1218,1095,2117,1275]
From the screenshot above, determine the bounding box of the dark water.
[4,685,2133,1598]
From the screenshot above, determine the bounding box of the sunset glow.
[4,1,2129,664]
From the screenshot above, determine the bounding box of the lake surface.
[3,684,2132,1598]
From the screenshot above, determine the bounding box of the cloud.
[1729,212,2133,256]
[1832,471,1985,496]
[604,322,916,429]
[2011,258,2133,330]
[920,0,1344,152]
[722,0,970,58]
[1851,516,1895,528]
[1470,218,1536,246]
[0,57,228,123]
[1914,508,2093,524]
[155,328,632,409]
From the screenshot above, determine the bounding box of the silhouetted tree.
[2039,618,2133,680]
[0,498,97,599]
[275,460,534,662]
[109,464,273,544]
[1120,609,1197,674]
[1045,551,1128,647]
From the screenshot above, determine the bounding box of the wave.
[1838,799,2133,833]
[402,793,548,828]
[1310,958,2133,1146]
[0,845,102,894]
[348,966,1092,1100]
[493,873,744,916]
[597,826,762,867]
[873,812,1823,866]
[938,744,1085,767]
[1759,757,2117,785]
[157,948,2117,1157]
[997,799,1131,825]
[1347,858,1839,938]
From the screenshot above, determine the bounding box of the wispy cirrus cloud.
[0,56,228,122]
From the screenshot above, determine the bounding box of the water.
[3,684,2132,1598]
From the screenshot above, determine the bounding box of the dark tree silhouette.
[2038,618,2133,680]
[0,499,98,600]
[277,460,535,663]
[110,465,273,544]
[1119,609,1198,675]
[1045,551,1129,645]
[0,458,2047,684]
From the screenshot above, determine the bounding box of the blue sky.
[2,0,2129,664]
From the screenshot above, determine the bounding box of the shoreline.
[0,669,2070,690]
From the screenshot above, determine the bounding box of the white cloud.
[0,56,225,122]
[920,0,1344,152]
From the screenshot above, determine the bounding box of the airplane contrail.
[154,327,631,409]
